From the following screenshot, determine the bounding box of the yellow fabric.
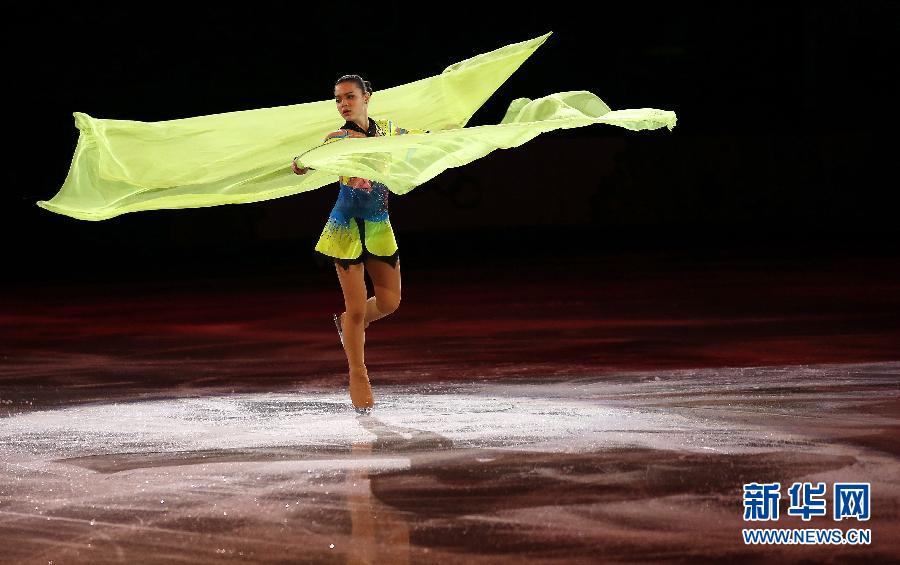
[37,32,677,221]
[296,91,676,195]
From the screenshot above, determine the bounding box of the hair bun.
[335,74,373,95]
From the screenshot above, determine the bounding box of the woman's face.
[334,81,369,122]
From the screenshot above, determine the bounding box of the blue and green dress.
[314,117,424,270]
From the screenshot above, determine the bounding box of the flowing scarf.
[37,32,676,221]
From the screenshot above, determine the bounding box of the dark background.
[3,3,898,286]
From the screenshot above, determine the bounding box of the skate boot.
[349,366,374,413]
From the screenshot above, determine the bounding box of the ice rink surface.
[2,253,899,562]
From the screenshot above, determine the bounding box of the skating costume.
[314,117,424,271]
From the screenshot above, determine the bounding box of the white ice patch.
[0,382,811,459]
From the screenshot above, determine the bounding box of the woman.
[291,74,425,413]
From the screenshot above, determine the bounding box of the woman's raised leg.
[363,257,401,327]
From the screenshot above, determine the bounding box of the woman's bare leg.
[363,257,401,326]
[335,262,373,408]
[335,262,367,369]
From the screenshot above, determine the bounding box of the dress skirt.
[314,214,399,271]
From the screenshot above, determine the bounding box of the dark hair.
[335,74,373,95]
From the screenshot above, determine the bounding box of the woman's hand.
[291,159,310,175]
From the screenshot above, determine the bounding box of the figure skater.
[291,74,426,413]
